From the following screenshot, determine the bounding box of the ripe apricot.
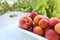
[54,23,60,35]
[19,16,32,30]
[33,23,38,27]
[34,15,42,25]
[42,16,49,21]
[44,27,50,33]
[39,19,49,29]
[49,17,59,28]
[33,26,44,36]
[29,12,38,19]
[45,29,59,40]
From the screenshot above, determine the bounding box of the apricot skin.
[29,12,38,19]
[19,16,32,30]
[34,15,42,25]
[45,29,59,40]
[54,23,60,35]
[49,18,59,28]
[39,19,49,29]
[33,26,44,36]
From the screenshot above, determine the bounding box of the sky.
[0,0,17,4]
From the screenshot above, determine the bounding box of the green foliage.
[0,0,48,16]
[52,0,60,19]
[0,1,10,15]
[46,0,56,18]
[46,0,60,18]
[0,0,60,19]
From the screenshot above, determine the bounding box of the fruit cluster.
[19,12,60,40]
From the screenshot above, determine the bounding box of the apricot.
[19,16,32,30]
[33,23,38,27]
[42,16,49,21]
[49,17,59,28]
[29,12,38,19]
[34,15,42,25]
[54,23,60,35]
[39,19,49,29]
[45,29,59,40]
[33,26,44,36]
[59,20,60,23]
[44,27,50,33]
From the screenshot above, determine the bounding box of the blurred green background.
[0,0,60,18]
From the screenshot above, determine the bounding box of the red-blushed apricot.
[39,19,49,29]
[34,15,42,25]
[42,16,49,21]
[29,12,38,20]
[54,23,60,35]
[45,29,59,40]
[19,16,32,30]
[33,26,44,36]
[33,23,38,28]
[59,20,60,23]
[49,17,59,28]
[44,27,50,33]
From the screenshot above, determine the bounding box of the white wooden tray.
[0,12,47,40]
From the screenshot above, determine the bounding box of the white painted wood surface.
[0,12,47,40]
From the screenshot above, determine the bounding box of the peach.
[19,16,32,30]
[49,17,59,28]
[39,19,49,29]
[29,12,38,19]
[33,26,44,36]
[54,23,60,35]
[45,29,59,40]
[34,15,42,25]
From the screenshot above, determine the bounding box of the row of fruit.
[19,12,60,40]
